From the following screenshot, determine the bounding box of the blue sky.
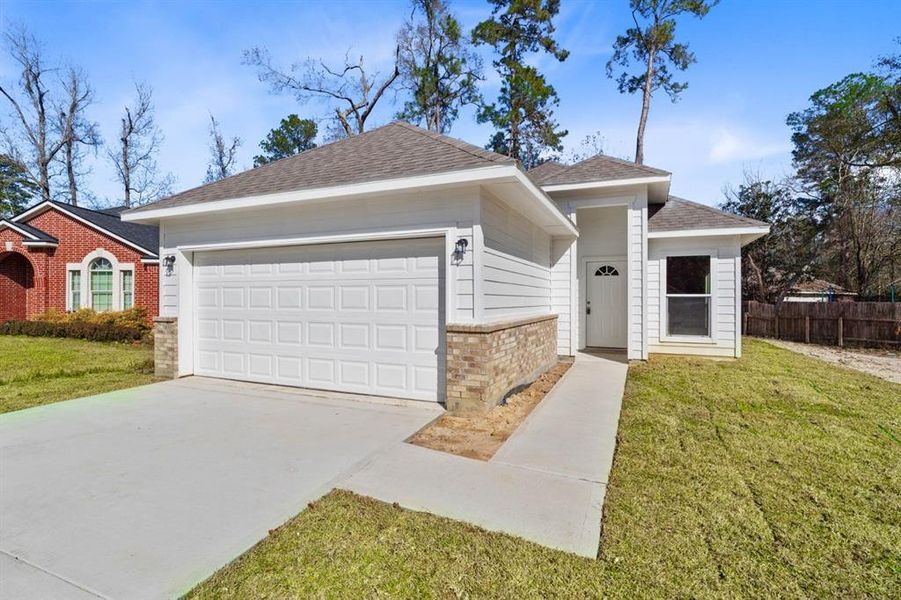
[1,0,899,207]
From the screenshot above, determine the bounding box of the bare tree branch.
[243,46,400,135]
[0,27,71,201]
[204,113,241,183]
[107,82,173,207]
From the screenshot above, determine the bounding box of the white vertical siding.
[647,235,742,357]
[479,191,553,320]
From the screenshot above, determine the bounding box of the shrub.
[32,307,151,333]
[0,320,145,342]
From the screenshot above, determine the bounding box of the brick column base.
[153,316,178,379]
[446,314,558,414]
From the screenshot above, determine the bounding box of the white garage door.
[193,238,444,402]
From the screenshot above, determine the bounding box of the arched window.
[594,265,619,276]
[90,257,113,312]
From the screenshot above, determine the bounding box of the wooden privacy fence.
[743,301,901,348]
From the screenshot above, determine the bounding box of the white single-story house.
[124,122,768,412]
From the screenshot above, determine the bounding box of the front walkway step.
[341,443,604,558]
[492,351,628,484]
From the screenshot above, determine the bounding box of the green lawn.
[186,338,900,599]
[0,335,157,414]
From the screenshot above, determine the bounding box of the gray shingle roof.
[528,154,670,185]
[0,219,58,243]
[648,196,769,232]
[129,121,515,214]
[50,202,160,254]
[526,160,568,183]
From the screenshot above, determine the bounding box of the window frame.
[67,269,82,311]
[659,252,717,344]
[68,252,135,313]
[89,257,114,312]
[121,269,134,310]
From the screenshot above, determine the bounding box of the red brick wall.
[0,207,158,321]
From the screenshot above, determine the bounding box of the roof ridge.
[389,120,513,166]
[576,153,670,175]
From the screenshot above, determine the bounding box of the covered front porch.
[551,193,646,360]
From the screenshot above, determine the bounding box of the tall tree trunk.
[38,158,51,202]
[65,138,77,206]
[635,51,655,165]
[747,254,767,302]
[121,135,131,208]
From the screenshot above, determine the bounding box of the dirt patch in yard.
[409,361,572,461]
[763,339,900,384]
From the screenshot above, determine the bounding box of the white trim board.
[541,175,671,193]
[649,226,769,240]
[175,227,452,253]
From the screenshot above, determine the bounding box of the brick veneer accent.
[154,316,178,378]
[446,314,558,413]
[0,207,158,321]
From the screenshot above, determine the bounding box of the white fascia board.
[121,165,515,223]
[9,202,51,223]
[541,175,671,193]
[140,257,160,264]
[21,241,58,248]
[12,201,158,257]
[177,227,449,253]
[511,169,579,237]
[0,220,41,240]
[648,226,770,240]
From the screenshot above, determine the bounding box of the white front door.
[586,259,627,348]
[193,238,444,402]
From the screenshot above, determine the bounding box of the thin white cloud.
[708,126,791,164]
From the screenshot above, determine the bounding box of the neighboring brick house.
[0,201,160,322]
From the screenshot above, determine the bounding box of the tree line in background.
[0,0,897,300]
[0,0,715,212]
[722,44,900,300]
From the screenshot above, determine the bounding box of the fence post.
[775,314,780,339]
[805,316,810,343]
[743,312,748,335]
[838,317,843,347]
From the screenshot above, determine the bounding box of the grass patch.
[0,335,157,414]
[186,339,900,598]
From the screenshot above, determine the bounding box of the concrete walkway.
[342,351,628,557]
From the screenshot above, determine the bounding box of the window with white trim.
[69,270,81,310]
[121,270,134,310]
[90,258,114,312]
[666,255,711,337]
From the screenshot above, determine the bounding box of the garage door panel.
[194,239,443,402]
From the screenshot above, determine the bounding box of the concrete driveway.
[0,377,438,600]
